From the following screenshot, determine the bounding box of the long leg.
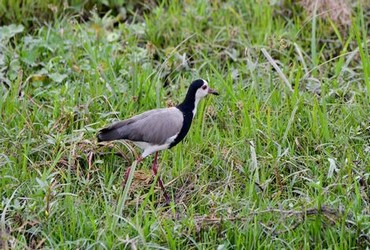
[123,156,142,186]
[151,152,170,203]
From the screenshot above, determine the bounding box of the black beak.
[208,88,219,95]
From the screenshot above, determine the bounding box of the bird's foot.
[152,163,171,205]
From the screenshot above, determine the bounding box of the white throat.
[193,97,202,116]
[193,82,209,116]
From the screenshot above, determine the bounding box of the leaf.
[0,24,24,42]
[217,245,227,250]
[107,32,119,42]
[21,49,39,66]
[48,73,67,83]
[327,158,338,178]
[35,177,47,189]
[0,53,4,65]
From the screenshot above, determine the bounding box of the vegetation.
[1,0,369,248]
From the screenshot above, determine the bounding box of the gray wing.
[104,108,161,130]
[99,107,183,144]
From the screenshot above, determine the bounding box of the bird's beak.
[208,88,219,95]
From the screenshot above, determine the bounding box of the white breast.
[133,134,178,158]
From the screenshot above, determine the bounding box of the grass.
[1,0,370,249]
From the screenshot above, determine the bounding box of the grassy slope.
[1,1,370,249]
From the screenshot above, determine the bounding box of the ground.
[0,1,370,249]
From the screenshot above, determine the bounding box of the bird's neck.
[177,93,199,116]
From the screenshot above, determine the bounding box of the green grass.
[1,1,370,249]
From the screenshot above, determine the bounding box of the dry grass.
[300,0,352,27]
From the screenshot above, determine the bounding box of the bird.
[97,79,218,203]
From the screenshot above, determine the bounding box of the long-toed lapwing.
[97,79,218,203]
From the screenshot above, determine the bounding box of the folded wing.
[97,107,183,145]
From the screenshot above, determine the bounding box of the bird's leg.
[123,156,142,186]
[124,167,131,185]
[151,152,170,204]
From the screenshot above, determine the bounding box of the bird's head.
[191,79,219,101]
[178,79,219,112]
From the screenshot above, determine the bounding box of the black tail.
[97,127,121,142]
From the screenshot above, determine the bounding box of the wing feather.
[115,107,183,144]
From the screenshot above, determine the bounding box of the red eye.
[202,85,207,90]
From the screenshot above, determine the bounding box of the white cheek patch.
[195,88,206,100]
